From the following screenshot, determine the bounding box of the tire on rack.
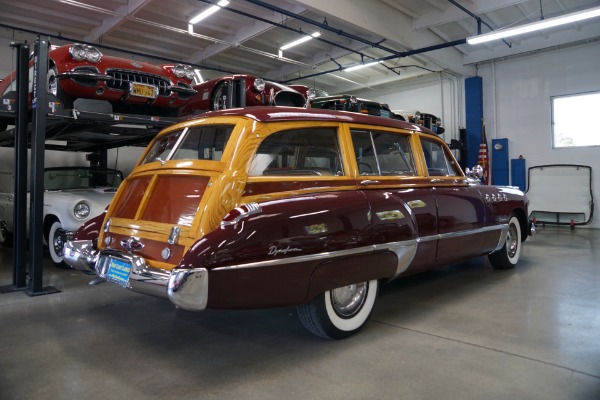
[0,221,12,247]
[296,279,379,340]
[211,83,228,111]
[46,218,68,268]
[488,214,522,270]
[48,66,74,110]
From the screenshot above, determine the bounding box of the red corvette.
[0,43,197,130]
[178,74,307,116]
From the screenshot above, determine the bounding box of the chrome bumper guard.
[63,240,208,311]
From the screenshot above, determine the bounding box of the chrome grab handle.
[360,180,380,186]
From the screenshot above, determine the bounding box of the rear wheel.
[489,215,522,269]
[297,279,378,339]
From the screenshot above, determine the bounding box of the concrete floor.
[0,226,599,400]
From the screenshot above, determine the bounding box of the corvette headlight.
[69,44,102,63]
[184,65,195,80]
[74,201,91,219]
[70,44,87,61]
[253,78,265,92]
[173,64,186,78]
[86,46,102,63]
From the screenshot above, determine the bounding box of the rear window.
[141,125,234,164]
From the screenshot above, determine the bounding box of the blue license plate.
[107,258,132,287]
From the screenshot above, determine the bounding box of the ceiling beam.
[415,0,529,30]
[85,0,152,42]
[190,4,306,63]
[294,0,414,49]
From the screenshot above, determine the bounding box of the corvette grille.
[106,68,171,96]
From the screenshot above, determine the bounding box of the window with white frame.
[552,91,600,148]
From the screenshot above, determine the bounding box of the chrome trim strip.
[213,245,375,271]
[493,225,509,253]
[221,203,262,227]
[213,225,506,273]
[374,240,418,278]
[417,224,507,243]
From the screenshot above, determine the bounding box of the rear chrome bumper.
[64,240,208,311]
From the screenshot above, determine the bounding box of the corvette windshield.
[44,168,123,190]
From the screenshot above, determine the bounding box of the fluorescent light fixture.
[189,0,229,24]
[467,5,600,45]
[280,32,321,51]
[344,60,382,72]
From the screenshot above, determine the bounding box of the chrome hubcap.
[507,224,518,259]
[48,74,58,96]
[331,282,368,318]
[53,233,64,257]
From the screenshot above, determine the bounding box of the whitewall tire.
[297,279,379,339]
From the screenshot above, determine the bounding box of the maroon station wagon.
[64,107,534,339]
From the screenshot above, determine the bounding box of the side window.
[171,125,234,161]
[249,128,343,177]
[351,130,416,176]
[420,137,460,177]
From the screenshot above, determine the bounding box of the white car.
[0,167,123,266]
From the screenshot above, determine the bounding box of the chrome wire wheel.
[330,282,368,318]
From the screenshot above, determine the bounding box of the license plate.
[106,258,132,287]
[130,82,157,99]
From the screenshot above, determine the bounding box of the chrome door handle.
[431,179,444,184]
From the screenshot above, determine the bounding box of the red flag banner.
[478,119,490,184]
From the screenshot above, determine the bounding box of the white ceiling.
[0,0,599,94]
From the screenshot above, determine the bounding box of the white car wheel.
[47,220,66,267]
[297,279,379,339]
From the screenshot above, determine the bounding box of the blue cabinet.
[491,138,509,186]
[511,158,526,191]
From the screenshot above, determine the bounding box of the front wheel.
[47,219,68,268]
[48,66,73,110]
[296,279,378,339]
[489,215,522,269]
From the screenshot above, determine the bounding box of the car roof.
[187,106,437,135]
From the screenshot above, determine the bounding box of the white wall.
[352,73,465,143]
[478,41,600,229]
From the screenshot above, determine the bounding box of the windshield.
[44,168,123,191]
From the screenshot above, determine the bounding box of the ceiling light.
[189,0,229,25]
[280,32,321,51]
[344,60,382,72]
[467,5,600,45]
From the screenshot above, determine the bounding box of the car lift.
[0,37,181,297]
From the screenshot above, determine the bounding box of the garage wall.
[478,40,600,229]
[351,73,464,143]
